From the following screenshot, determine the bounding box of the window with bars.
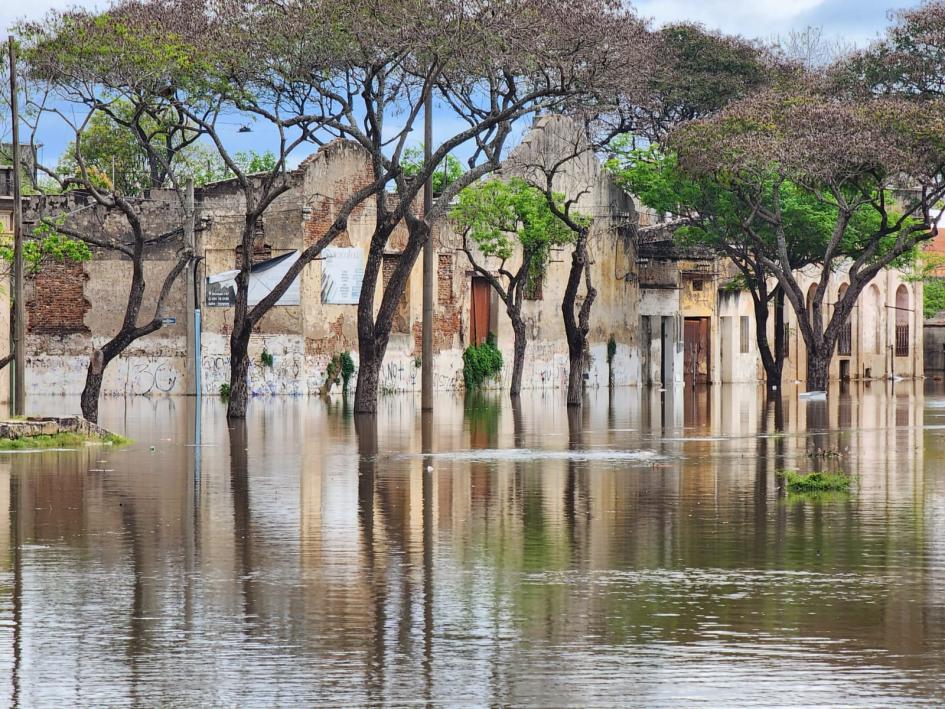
[739,316,750,354]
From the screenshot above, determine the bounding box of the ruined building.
[6,119,925,401]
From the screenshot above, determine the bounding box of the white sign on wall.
[321,247,364,304]
[206,250,301,307]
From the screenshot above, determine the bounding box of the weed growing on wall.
[340,352,355,393]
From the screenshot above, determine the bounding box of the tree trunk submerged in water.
[226,324,252,418]
[753,286,786,394]
[562,229,595,408]
[806,352,830,393]
[80,349,107,424]
[354,345,382,414]
[509,318,526,398]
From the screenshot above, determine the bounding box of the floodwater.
[0,382,944,707]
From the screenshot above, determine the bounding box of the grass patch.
[102,433,133,447]
[0,431,132,451]
[778,470,851,493]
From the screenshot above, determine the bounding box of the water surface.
[0,382,942,707]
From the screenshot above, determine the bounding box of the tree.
[668,86,945,391]
[594,23,771,147]
[451,177,576,396]
[50,0,396,418]
[502,121,599,406]
[17,7,205,422]
[402,146,463,196]
[324,0,652,415]
[836,2,945,98]
[607,143,884,392]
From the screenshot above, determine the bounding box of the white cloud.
[2,0,102,34]
[635,0,828,37]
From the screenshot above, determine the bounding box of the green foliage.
[188,148,279,186]
[323,351,356,393]
[463,334,503,390]
[607,335,617,365]
[324,356,340,387]
[54,102,278,194]
[925,278,945,319]
[402,145,464,195]
[339,351,355,392]
[606,141,901,270]
[778,470,851,493]
[451,177,584,295]
[4,217,93,273]
[260,349,274,368]
[652,24,770,127]
[102,432,133,446]
[219,382,231,400]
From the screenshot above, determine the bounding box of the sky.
[0,0,924,167]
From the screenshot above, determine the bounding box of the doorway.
[684,317,710,385]
[470,277,491,345]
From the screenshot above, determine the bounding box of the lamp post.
[8,36,25,416]
[421,89,433,411]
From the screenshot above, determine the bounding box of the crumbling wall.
[22,191,189,397]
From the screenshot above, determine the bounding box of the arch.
[862,284,881,354]
[895,284,910,357]
[837,283,851,355]
[806,284,817,325]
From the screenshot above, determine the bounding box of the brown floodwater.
[1,381,944,707]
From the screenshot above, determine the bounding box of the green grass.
[778,470,851,493]
[0,431,132,451]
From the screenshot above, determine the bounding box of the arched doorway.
[862,284,881,354]
[895,284,910,357]
[837,283,852,356]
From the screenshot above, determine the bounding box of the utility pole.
[8,37,25,415]
[421,88,433,411]
[183,179,197,395]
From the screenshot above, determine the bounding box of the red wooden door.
[470,277,491,345]
[684,317,710,384]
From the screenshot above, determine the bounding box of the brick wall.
[27,262,90,334]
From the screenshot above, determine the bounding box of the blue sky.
[1,0,922,168]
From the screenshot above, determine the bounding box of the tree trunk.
[226,216,257,419]
[226,325,252,418]
[562,229,594,408]
[353,219,422,415]
[567,350,584,406]
[806,349,830,392]
[753,287,786,394]
[81,348,107,423]
[510,318,526,398]
[354,344,381,414]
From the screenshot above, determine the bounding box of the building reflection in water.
[0,383,937,705]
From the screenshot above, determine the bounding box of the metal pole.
[184,179,197,395]
[8,37,25,415]
[421,89,433,411]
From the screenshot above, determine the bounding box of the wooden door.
[470,277,491,345]
[684,317,710,385]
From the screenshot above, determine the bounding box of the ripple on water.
[416,448,663,463]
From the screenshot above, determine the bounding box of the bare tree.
[16,10,205,421]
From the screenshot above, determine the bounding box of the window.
[895,284,910,357]
[739,316,750,354]
[692,279,703,292]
